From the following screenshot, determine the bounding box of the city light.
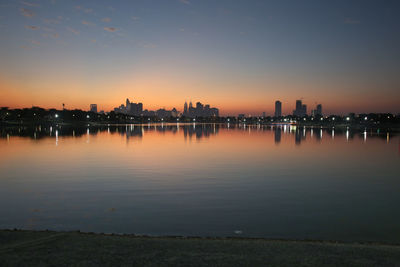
[346,117,350,121]
[55,114,58,118]
[365,116,368,120]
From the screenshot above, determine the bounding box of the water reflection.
[0,123,399,242]
[0,124,398,144]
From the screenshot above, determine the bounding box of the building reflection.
[0,123,397,144]
[274,127,281,144]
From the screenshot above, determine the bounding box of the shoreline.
[2,228,400,247]
[1,229,400,266]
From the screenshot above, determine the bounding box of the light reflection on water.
[0,124,399,242]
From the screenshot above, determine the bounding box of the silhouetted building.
[156,107,180,118]
[312,104,322,116]
[114,98,143,115]
[316,104,322,116]
[293,100,307,116]
[183,101,219,117]
[275,101,282,117]
[184,101,188,115]
[90,104,97,113]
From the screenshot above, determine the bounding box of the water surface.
[0,124,399,242]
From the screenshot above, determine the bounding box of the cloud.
[179,0,190,4]
[104,27,116,32]
[142,43,156,48]
[25,25,39,30]
[42,18,60,24]
[42,27,54,32]
[102,17,111,22]
[131,16,140,21]
[344,18,361,24]
[31,40,40,45]
[179,28,185,32]
[21,1,39,7]
[20,8,34,17]
[52,33,59,38]
[82,20,94,26]
[66,27,79,35]
[75,5,92,13]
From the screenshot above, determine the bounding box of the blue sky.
[0,0,399,115]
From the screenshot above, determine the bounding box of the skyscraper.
[312,104,322,116]
[302,104,307,116]
[293,100,307,116]
[316,104,322,116]
[275,101,282,117]
[90,104,97,113]
[184,101,188,115]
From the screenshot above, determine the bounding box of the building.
[275,101,282,117]
[316,104,322,116]
[293,100,307,117]
[262,112,266,118]
[183,101,219,117]
[114,98,143,115]
[90,104,97,113]
[312,104,322,116]
[184,101,188,114]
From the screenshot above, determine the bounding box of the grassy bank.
[1,230,400,266]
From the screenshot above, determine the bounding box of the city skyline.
[1,0,400,115]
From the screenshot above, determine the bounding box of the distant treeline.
[0,106,399,126]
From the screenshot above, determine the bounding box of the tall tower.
[294,100,303,116]
[316,104,322,116]
[126,98,131,112]
[275,100,282,117]
[184,101,188,115]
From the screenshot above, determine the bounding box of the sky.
[0,0,399,116]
